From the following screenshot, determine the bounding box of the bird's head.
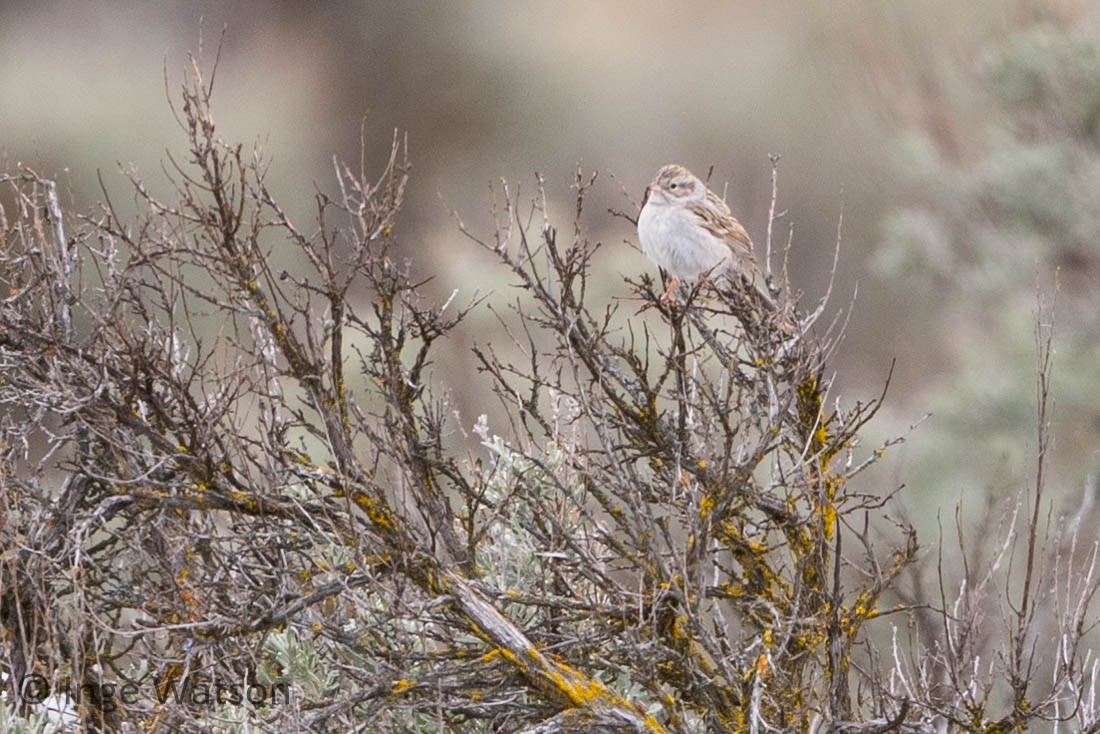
[643,164,704,208]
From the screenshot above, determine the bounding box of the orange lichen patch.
[549,665,608,705]
[839,591,880,636]
[350,489,397,530]
[821,502,837,539]
[714,582,745,597]
[506,643,669,731]
[699,494,715,518]
[797,372,844,468]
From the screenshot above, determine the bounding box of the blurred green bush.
[874,22,1100,521]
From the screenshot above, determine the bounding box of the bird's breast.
[638,203,731,281]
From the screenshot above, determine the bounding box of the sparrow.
[638,164,776,311]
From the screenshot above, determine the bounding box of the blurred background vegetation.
[2,0,1097,540]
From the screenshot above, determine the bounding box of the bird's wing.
[689,193,756,262]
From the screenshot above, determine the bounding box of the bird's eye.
[669,182,678,189]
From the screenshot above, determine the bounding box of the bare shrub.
[0,56,1096,734]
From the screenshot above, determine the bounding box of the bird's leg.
[659,276,679,306]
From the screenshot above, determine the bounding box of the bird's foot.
[659,277,679,307]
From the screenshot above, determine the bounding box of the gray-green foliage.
[0,700,47,734]
[259,628,334,702]
[874,23,1100,513]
